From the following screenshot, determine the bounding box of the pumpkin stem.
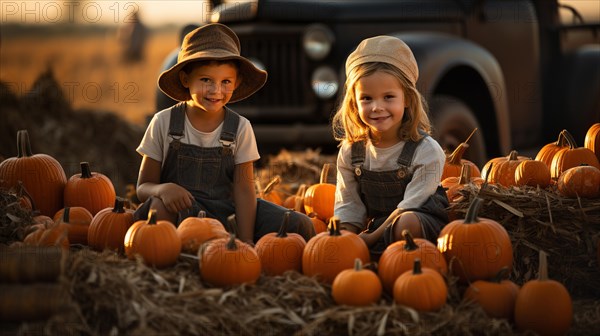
[401,229,418,251]
[147,209,158,225]
[538,250,549,281]
[197,210,207,218]
[296,184,307,197]
[491,267,510,283]
[561,129,578,149]
[79,162,93,179]
[412,258,422,275]
[556,130,568,147]
[263,175,281,195]
[508,150,519,161]
[276,211,291,238]
[112,198,125,213]
[464,128,478,144]
[464,197,483,224]
[447,143,469,165]
[457,163,472,185]
[227,214,239,236]
[16,129,33,158]
[320,163,331,184]
[329,217,342,236]
[294,194,304,213]
[226,232,238,251]
[353,258,363,271]
[62,207,71,224]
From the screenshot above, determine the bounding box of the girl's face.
[180,62,238,114]
[355,70,407,146]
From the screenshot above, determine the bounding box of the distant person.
[117,11,148,63]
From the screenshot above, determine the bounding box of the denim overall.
[351,136,449,256]
[137,102,315,242]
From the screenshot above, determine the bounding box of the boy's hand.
[157,183,195,214]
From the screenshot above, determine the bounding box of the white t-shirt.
[334,136,445,227]
[137,107,260,166]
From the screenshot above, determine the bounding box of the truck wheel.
[429,95,487,169]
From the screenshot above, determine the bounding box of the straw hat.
[345,35,418,85]
[158,23,267,103]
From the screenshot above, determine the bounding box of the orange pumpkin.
[307,212,327,234]
[23,219,69,250]
[124,209,181,268]
[64,162,116,216]
[442,163,485,202]
[0,130,67,217]
[53,207,93,245]
[557,165,600,198]
[255,211,307,276]
[378,229,447,293]
[514,250,572,335]
[332,258,382,306]
[440,128,482,180]
[304,163,336,221]
[463,268,520,320]
[257,175,285,206]
[514,159,551,188]
[393,259,448,312]
[302,217,370,284]
[550,129,600,179]
[282,184,306,212]
[177,211,227,254]
[535,130,570,168]
[87,198,134,252]
[199,232,261,287]
[481,150,528,187]
[437,197,513,282]
[584,123,600,162]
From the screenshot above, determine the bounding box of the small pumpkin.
[514,250,572,336]
[282,184,306,212]
[304,163,336,221]
[255,211,307,276]
[177,210,227,254]
[584,123,600,162]
[556,164,600,198]
[332,258,382,306]
[550,129,600,179]
[64,162,116,216]
[53,207,93,245]
[257,175,285,206]
[437,197,513,282]
[302,217,370,284]
[441,163,485,202]
[514,159,551,188]
[378,229,447,293]
[199,232,261,287]
[307,212,327,234]
[23,219,69,250]
[535,130,570,168]
[0,130,67,217]
[87,198,134,252]
[481,150,528,187]
[463,267,520,320]
[440,128,482,180]
[124,209,181,268]
[393,258,448,312]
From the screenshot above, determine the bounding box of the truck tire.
[429,95,487,169]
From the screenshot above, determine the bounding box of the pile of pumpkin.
[1,124,599,335]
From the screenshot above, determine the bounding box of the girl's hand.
[157,183,194,214]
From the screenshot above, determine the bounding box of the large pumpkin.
[87,198,134,252]
[304,163,336,221]
[584,123,600,162]
[177,211,227,254]
[64,162,116,216]
[255,211,307,276]
[199,233,261,287]
[556,165,600,198]
[481,150,528,187]
[550,129,600,179]
[514,250,572,335]
[302,217,370,284]
[332,258,382,306]
[0,130,66,217]
[440,129,482,181]
[53,206,93,245]
[124,209,181,268]
[393,259,448,312]
[378,229,447,293]
[437,197,513,282]
[535,130,570,168]
[463,268,520,320]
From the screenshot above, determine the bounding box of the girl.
[331,35,449,257]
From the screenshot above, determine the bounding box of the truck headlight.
[312,66,338,99]
[303,24,334,61]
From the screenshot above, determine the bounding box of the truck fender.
[392,32,511,156]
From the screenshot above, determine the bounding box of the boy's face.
[179,62,239,114]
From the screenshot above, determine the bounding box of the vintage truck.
[156,0,599,167]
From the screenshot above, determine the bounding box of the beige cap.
[345,35,418,85]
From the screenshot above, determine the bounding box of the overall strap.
[167,102,187,138]
[396,132,428,168]
[350,140,366,176]
[219,107,240,153]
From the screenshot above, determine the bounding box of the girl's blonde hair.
[331,62,431,144]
